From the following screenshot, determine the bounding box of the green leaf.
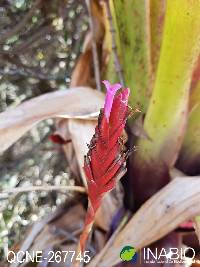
[150,0,166,75]
[130,0,200,209]
[177,56,200,174]
[177,82,200,174]
[139,0,200,163]
[104,0,152,112]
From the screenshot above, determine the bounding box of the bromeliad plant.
[83,0,200,265]
[1,0,200,266]
[79,80,130,250]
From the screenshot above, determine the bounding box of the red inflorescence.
[80,81,130,249]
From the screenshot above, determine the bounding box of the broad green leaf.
[176,55,200,174]
[150,0,166,75]
[189,55,200,111]
[104,0,152,112]
[177,82,200,174]
[138,0,200,163]
[103,0,122,85]
[130,0,200,209]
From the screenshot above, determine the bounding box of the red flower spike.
[79,81,130,251]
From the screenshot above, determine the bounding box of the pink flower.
[102,80,122,121]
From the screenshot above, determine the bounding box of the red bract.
[79,81,130,250]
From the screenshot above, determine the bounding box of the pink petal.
[102,80,122,121]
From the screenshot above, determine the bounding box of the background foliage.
[0,0,88,258]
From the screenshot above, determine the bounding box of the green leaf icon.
[120,246,136,261]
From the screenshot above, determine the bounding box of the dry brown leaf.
[0,87,104,153]
[70,49,94,88]
[67,119,96,187]
[52,119,81,181]
[170,169,200,244]
[29,204,85,252]
[70,0,104,88]
[89,177,200,267]
[93,230,106,252]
